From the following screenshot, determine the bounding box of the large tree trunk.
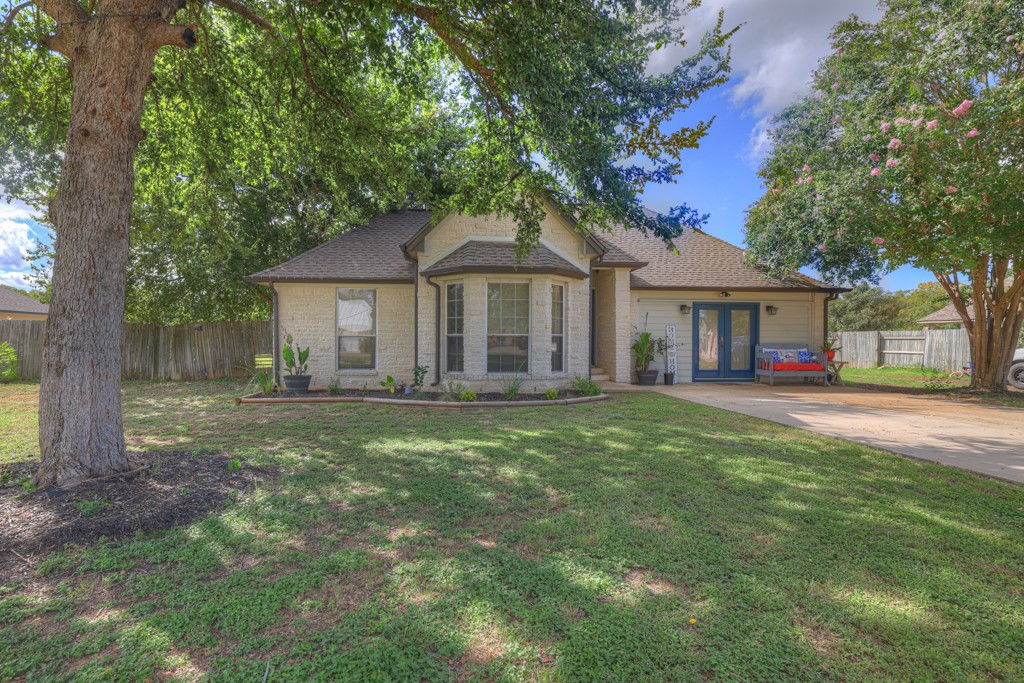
[938,265,1024,393]
[34,18,162,488]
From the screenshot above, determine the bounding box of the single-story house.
[247,204,847,390]
[0,286,48,321]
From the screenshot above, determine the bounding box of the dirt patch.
[1,451,273,577]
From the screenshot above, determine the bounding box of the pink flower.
[815,194,824,200]
[771,188,780,195]
[966,128,980,138]
[870,167,881,176]
[837,47,844,54]
[894,117,910,125]
[862,134,872,142]
[880,121,892,132]
[831,82,841,91]
[796,177,804,185]
[805,176,813,184]
[869,153,880,162]
[886,158,900,169]
[872,237,885,245]
[925,119,939,130]
[910,104,919,112]
[945,186,958,194]
[802,164,811,172]
[952,99,973,116]
[912,117,924,128]
[888,138,901,149]
[1008,35,1017,44]
[817,243,827,251]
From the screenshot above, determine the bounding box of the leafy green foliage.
[544,388,559,401]
[250,370,276,396]
[379,375,397,394]
[1,0,734,323]
[0,342,17,383]
[72,496,111,518]
[439,379,466,402]
[570,375,602,397]
[412,365,429,391]
[499,375,524,401]
[457,389,477,403]
[281,335,309,376]
[1,381,1023,679]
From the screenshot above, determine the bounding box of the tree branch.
[209,0,279,39]
[2,0,32,27]
[32,0,87,24]
[150,22,196,49]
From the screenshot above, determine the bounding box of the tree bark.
[34,17,163,487]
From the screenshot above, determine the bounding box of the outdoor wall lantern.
[719,291,731,298]
[679,304,692,315]
[765,305,779,316]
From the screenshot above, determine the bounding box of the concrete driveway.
[624,382,1023,484]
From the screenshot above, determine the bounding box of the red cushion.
[772,362,825,371]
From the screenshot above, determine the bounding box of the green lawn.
[2,381,1023,681]
[840,366,1024,408]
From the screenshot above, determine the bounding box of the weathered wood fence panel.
[830,328,970,371]
[1,320,272,380]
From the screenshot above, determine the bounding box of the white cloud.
[652,0,882,161]
[0,192,43,289]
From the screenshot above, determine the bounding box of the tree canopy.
[3,0,734,323]
[745,0,1024,388]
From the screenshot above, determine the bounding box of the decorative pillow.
[797,350,815,363]
[778,349,801,363]
[761,348,783,363]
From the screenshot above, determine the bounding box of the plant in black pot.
[632,331,668,386]
[281,334,312,394]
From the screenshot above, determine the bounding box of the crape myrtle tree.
[746,0,1024,391]
[0,0,732,486]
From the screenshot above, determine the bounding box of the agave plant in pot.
[632,331,669,386]
[281,334,312,394]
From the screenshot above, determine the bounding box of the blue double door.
[692,303,759,381]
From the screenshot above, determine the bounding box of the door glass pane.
[730,309,752,371]
[698,308,719,371]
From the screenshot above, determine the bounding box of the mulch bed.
[253,389,560,402]
[1,451,274,579]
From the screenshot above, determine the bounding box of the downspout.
[401,247,419,379]
[424,274,442,386]
[269,281,280,386]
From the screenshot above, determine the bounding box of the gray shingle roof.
[0,287,48,315]
[420,241,588,279]
[917,302,969,325]
[246,210,434,283]
[597,221,844,291]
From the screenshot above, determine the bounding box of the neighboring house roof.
[420,241,588,279]
[246,210,434,283]
[917,302,969,325]
[598,220,845,292]
[0,287,49,315]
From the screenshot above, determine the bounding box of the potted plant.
[281,334,312,394]
[412,365,428,394]
[632,331,668,386]
[822,339,842,362]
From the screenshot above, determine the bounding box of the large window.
[487,282,530,373]
[551,284,565,372]
[337,288,376,369]
[446,283,464,372]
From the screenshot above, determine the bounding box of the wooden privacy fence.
[0,320,272,381]
[829,328,970,371]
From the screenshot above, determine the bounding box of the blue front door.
[692,303,759,381]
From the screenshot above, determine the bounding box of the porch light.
[765,305,779,315]
[679,304,691,314]
[719,291,731,298]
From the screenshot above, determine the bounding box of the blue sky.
[1,0,933,293]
